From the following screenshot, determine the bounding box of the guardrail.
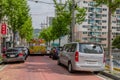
[106,59,120,69]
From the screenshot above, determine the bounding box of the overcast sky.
[27,0,55,29]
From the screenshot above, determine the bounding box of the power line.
[28,0,54,5]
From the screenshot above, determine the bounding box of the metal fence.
[105,50,120,68]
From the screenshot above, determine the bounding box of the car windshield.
[79,43,103,54]
[6,49,18,52]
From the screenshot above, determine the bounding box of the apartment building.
[74,0,120,48]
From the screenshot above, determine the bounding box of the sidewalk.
[101,66,120,80]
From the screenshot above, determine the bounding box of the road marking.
[0,65,7,71]
[96,75,106,80]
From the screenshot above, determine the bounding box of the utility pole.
[70,0,75,42]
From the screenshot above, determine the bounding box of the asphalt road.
[0,56,112,80]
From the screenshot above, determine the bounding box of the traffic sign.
[1,23,7,35]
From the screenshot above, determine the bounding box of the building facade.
[74,0,120,48]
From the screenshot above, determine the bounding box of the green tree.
[0,0,3,22]
[39,26,57,46]
[52,0,86,46]
[19,17,33,43]
[112,36,120,49]
[94,0,120,72]
[3,0,30,46]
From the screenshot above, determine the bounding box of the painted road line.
[0,65,7,71]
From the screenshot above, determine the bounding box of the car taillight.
[103,53,105,63]
[19,53,23,57]
[75,51,79,62]
[2,54,6,58]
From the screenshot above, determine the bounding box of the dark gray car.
[2,47,27,63]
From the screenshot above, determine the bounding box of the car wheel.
[68,62,74,73]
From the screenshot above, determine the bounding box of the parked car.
[58,42,105,73]
[2,47,27,63]
[15,47,30,57]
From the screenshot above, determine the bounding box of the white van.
[58,42,105,73]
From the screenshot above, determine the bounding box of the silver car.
[58,42,105,73]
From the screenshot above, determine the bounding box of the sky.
[27,0,55,29]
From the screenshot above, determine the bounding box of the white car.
[58,42,105,73]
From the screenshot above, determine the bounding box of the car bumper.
[73,63,105,72]
[3,57,25,62]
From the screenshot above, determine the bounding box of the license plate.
[10,55,15,57]
[87,62,97,64]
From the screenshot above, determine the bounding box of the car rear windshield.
[6,49,18,52]
[79,43,103,54]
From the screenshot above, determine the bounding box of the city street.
[0,55,110,80]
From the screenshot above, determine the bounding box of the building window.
[102,14,107,17]
[83,25,88,28]
[102,20,107,23]
[95,8,102,13]
[102,26,106,29]
[117,20,120,23]
[102,44,106,46]
[83,32,87,34]
[88,8,94,12]
[112,21,116,23]
[83,1,87,3]
[102,32,106,34]
[82,38,87,40]
[116,9,120,14]
[88,19,95,24]
[103,8,107,11]
[102,38,106,40]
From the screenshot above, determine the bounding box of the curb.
[101,71,120,80]
[106,65,120,72]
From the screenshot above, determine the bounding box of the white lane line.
[0,65,7,71]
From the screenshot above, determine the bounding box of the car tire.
[68,62,74,73]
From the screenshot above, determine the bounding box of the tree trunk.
[108,0,113,72]
[13,31,16,47]
[59,37,61,47]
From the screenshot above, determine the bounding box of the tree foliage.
[19,17,33,42]
[1,0,33,44]
[39,0,86,45]
[39,27,52,42]
[52,0,86,40]
[112,36,120,49]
